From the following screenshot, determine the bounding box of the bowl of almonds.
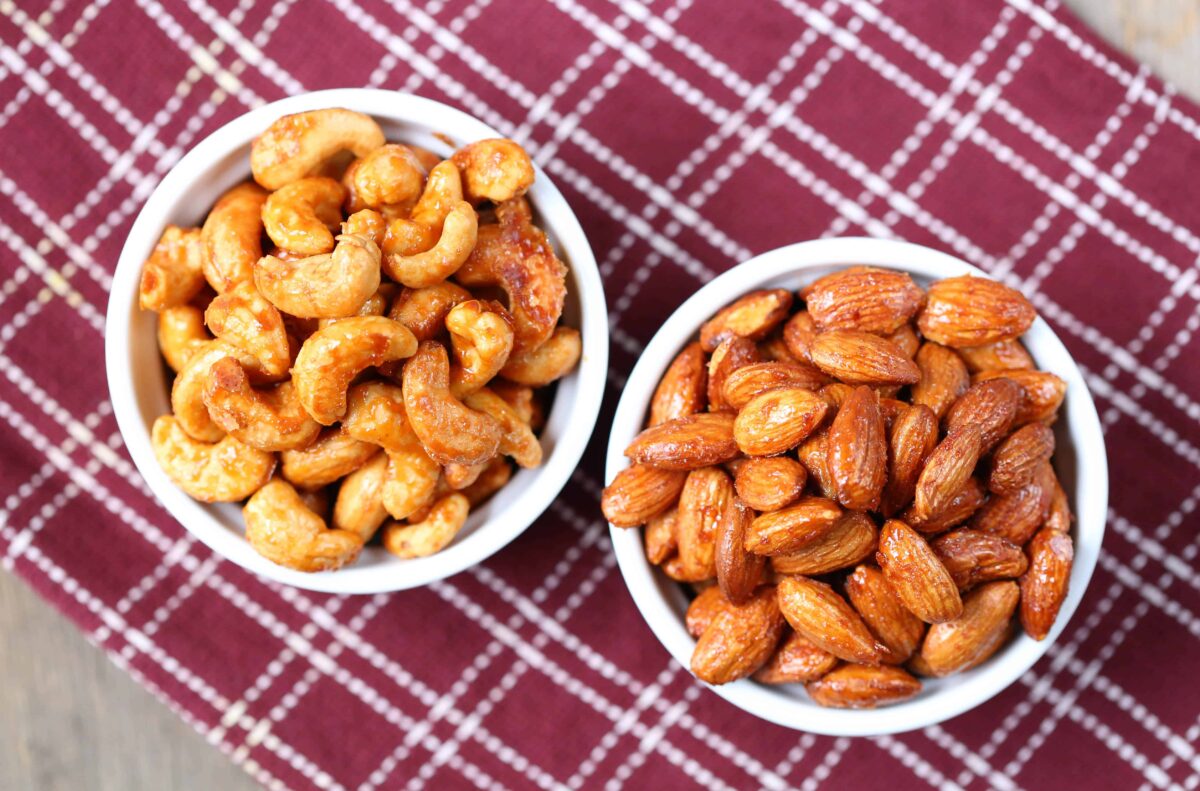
[603,237,1106,735]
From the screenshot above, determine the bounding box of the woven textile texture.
[2,0,1199,789]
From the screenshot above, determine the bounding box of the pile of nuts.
[602,268,1073,708]
[141,107,580,572]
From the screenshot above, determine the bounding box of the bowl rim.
[605,236,1108,736]
[106,88,609,594]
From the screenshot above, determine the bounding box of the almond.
[845,565,926,664]
[715,498,765,604]
[771,512,877,576]
[989,422,1055,494]
[931,529,1028,590]
[957,340,1035,373]
[881,404,938,517]
[644,508,678,565]
[970,463,1053,545]
[776,576,883,664]
[734,456,807,512]
[662,555,708,583]
[827,386,887,511]
[796,429,837,499]
[782,311,819,363]
[733,386,828,456]
[917,580,1018,675]
[707,337,760,412]
[975,369,1066,425]
[690,586,785,684]
[876,519,963,623]
[722,361,827,410]
[944,378,1022,452]
[886,323,921,359]
[601,464,686,527]
[758,331,803,365]
[675,467,734,580]
[917,275,1036,347]
[911,342,969,419]
[806,664,921,708]
[903,478,986,534]
[625,413,739,470]
[913,426,983,521]
[1019,527,1073,640]
[754,631,837,684]
[685,585,725,638]
[745,496,843,556]
[699,289,793,352]
[650,342,708,425]
[803,267,924,334]
[1044,473,1072,533]
[809,330,921,385]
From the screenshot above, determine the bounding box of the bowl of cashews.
[106,89,608,593]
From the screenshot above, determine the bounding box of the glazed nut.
[139,226,206,311]
[732,386,827,457]
[624,412,739,471]
[776,576,884,665]
[770,512,877,577]
[916,580,1019,676]
[332,452,390,542]
[733,456,807,512]
[451,138,536,204]
[931,529,1028,590]
[714,498,765,605]
[244,479,363,572]
[876,519,963,624]
[201,182,268,293]
[690,586,784,685]
[401,340,502,467]
[254,233,382,319]
[251,108,385,190]
[157,305,211,373]
[754,631,837,684]
[806,664,922,709]
[500,326,582,387]
[151,415,274,503]
[382,493,471,558]
[204,283,291,381]
[809,330,920,386]
[601,464,686,527]
[744,496,842,556]
[462,387,543,468]
[917,275,1036,347]
[911,342,969,419]
[721,361,827,412]
[279,428,377,490]
[1019,527,1074,640]
[706,337,761,412]
[352,143,426,208]
[649,342,708,425]
[446,300,514,397]
[698,289,793,352]
[826,385,887,511]
[803,267,924,334]
[262,176,346,256]
[202,356,322,452]
[845,565,925,665]
[674,467,735,581]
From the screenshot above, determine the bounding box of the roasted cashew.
[201,183,268,293]
[383,200,478,288]
[251,108,385,190]
[382,493,470,558]
[261,176,345,256]
[489,380,536,427]
[158,305,211,372]
[401,340,502,467]
[444,462,486,490]
[170,342,230,442]
[151,415,274,502]
[389,281,471,341]
[342,381,409,451]
[332,452,389,542]
[316,283,395,329]
[451,139,535,204]
[352,144,426,208]
[446,299,514,397]
[254,233,381,319]
[381,440,440,520]
[459,457,512,506]
[292,316,417,424]
[382,161,464,255]
[202,357,322,452]
[243,479,363,572]
[500,326,581,387]
[204,283,291,380]
[462,387,542,468]
[342,208,385,247]
[139,226,206,311]
[279,428,378,489]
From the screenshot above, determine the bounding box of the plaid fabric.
[1,0,1198,788]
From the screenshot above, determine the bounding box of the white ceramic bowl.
[606,237,1107,736]
[107,89,609,594]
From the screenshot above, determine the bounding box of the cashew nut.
[201,183,268,293]
[389,281,471,341]
[254,233,381,319]
[382,161,465,255]
[261,176,345,256]
[401,340,502,467]
[446,299,514,397]
[158,305,211,372]
[170,342,230,442]
[341,381,409,451]
[316,283,395,329]
[460,457,513,506]
[151,415,275,502]
[352,143,426,208]
[381,441,440,520]
[342,208,385,247]
[332,452,390,542]
[444,462,487,490]
[462,387,542,468]
[297,487,331,520]
[451,139,535,204]
[500,326,581,387]
[292,316,417,424]
[383,200,477,288]
[489,380,536,427]
[251,108,385,190]
[202,357,322,451]
[243,479,363,572]
[139,226,206,311]
[382,493,470,559]
[279,428,378,489]
[204,283,291,381]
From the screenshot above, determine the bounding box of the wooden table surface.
[3,1,1197,789]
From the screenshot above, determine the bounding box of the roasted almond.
[675,467,735,580]
[806,664,921,708]
[809,330,920,386]
[845,565,926,664]
[776,576,883,664]
[715,498,765,604]
[1019,527,1073,640]
[876,519,963,623]
[886,323,920,359]
[734,456,807,512]
[733,386,828,456]
[827,385,887,511]
[910,342,969,419]
[690,585,785,684]
[707,337,760,412]
[722,361,827,411]
[917,275,1036,347]
[758,331,803,365]
[650,342,708,425]
[904,478,986,534]
[601,464,686,527]
[625,413,739,470]
[917,580,1018,675]
[970,463,1052,545]
[644,508,678,565]
[1044,473,1072,533]
[685,585,725,638]
[754,631,837,684]
[957,340,1035,373]
[975,369,1066,425]
[803,267,924,334]
[771,512,878,576]
[931,529,1028,590]
[944,378,1022,452]
[745,496,843,556]
[881,404,938,517]
[782,311,819,364]
[989,422,1055,494]
[796,429,837,499]
[699,289,793,351]
[912,426,983,521]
